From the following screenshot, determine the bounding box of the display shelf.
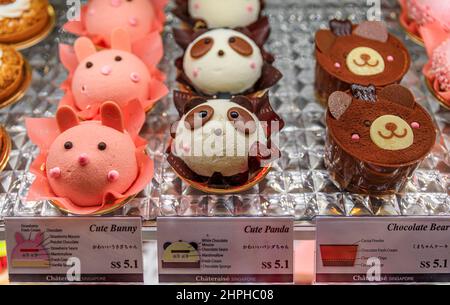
[0,1,448,231]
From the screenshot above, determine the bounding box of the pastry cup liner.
[0,125,12,173]
[172,0,266,31]
[0,60,32,109]
[398,0,424,46]
[62,0,167,49]
[425,73,450,110]
[11,5,56,51]
[24,101,154,216]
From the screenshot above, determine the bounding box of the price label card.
[158,217,293,283]
[5,217,143,283]
[316,216,450,283]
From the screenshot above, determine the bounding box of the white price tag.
[158,217,294,283]
[315,216,450,283]
[5,217,143,283]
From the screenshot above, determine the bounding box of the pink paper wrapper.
[59,29,168,120]
[63,0,168,49]
[420,21,450,107]
[25,100,153,215]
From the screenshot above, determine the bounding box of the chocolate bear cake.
[315,19,411,104]
[325,84,436,195]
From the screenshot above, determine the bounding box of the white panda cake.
[168,92,284,187]
[183,29,264,95]
[187,0,262,29]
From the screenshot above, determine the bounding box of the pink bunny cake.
[420,22,450,108]
[64,0,168,48]
[399,0,450,41]
[59,28,168,120]
[26,101,153,215]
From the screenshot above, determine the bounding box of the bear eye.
[364,120,371,127]
[98,142,107,150]
[64,141,73,150]
[115,56,122,61]
[86,61,93,69]
[190,37,214,59]
[229,36,253,56]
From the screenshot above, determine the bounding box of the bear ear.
[328,91,352,120]
[354,21,388,43]
[111,28,132,52]
[315,30,336,53]
[56,106,80,132]
[378,84,416,109]
[101,101,125,132]
[231,95,254,113]
[74,37,97,62]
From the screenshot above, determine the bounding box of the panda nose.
[214,128,223,136]
[218,50,225,57]
[78,153,89,166]
[385,122,398,131]
[101,65,112,75]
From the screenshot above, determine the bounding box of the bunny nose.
[385,122,398,131]
[110,0,121,7]
[78,154,89,166]
[360,53,371,61]
[101,65,112,75]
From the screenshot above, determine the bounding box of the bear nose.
[218,50,225,57]
[360,53,371,61]
[385,122,398,131]
[78,153,89,166]
[101,65,112,75]
[214,128,223,136]
[110,0,121,7]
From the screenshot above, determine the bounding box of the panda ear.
[328,91,352,120]
[174,90,195,117]
[173,28,196,50]
[354,21,388,43]
[231,96,254,113]
[111,28,132,52]
[190,242,198,250]
[56,105,80,132]
[315,30,336,53]
[185,97,208,114]
[163,242,171,250]
[101,101,125,132]
[378,84,416,108]
[74,37,97,62]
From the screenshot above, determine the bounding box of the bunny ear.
[74,37,97,62]
[34,232,44,244]
[15,232,25,244]
[59,44,79,71]
[101,102,125,132]
[56,106,80,132]
[328,91,352,120]
[111,28,132,52]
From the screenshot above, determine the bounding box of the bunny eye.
[97,142,107,151]
[190,37,214,59]
[228,36,253,56]
[64,141,73,150]
[115,56,122,62]
[86,61,93,68]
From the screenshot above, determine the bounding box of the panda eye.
[115,56,122,61]
[190,37,214,59]
[86,61,93,68]
[64,141,73,150]
[97,142,107,150]
[228,36,253,56]
[227,107,256,134]
[185,105,214,129]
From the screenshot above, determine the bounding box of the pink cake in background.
[420,22,450,108]
[59,28,168,120]
[26,101,153,215]
[399,0,450,41]
[64,0,168,48]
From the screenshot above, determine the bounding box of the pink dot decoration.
[128,17,138,27]
[110,0,121,8]
[49,167,61,178]
[351,133,360,141]
[334,62,341,68]
[411,122,420,129]
[387,55,394,62]
[130,72,140,83]
[108,170,120,182]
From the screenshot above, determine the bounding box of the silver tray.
[0,0,448,232]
